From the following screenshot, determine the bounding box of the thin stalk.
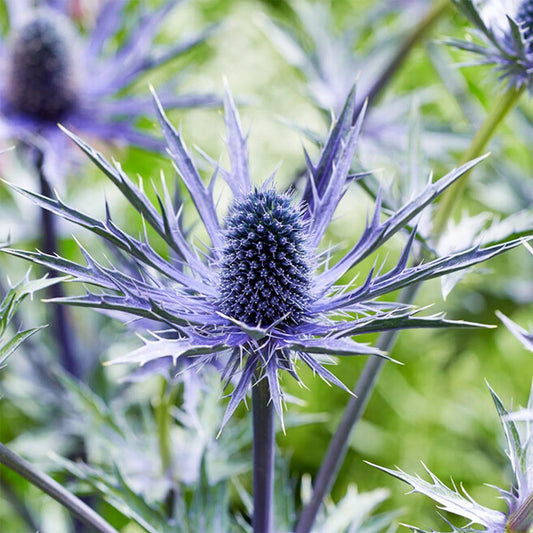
[507,491,533,532]
[0,442,118,533]
[355,0,449,115]
[296,85,525,533]
[155,377,177,519]
[155,377,173,476]
[252,374,275,533]
[35,152,80,378]
[432,85,524,239]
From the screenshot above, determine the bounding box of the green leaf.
[0,273,64,367]
[0,326,45,368]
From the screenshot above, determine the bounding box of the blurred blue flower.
[259,1,458,165]
[4,86,528,427]
[0,0,218,177]
[259,1,408,150]
[372,382,533,533]
[451,0,533,90]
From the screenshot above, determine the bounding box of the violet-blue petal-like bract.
[3,86,530,428]
[0,0,218,177]
[451,0,533,90]
[371,382,533,533]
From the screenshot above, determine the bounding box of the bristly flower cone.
[452,0,533,90]
[5,11,79,122]
[219,189,312,328]
[0,0,220,180]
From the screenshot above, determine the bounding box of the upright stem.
[507,491,533,532]
[155,378,173,476]
[355,0,449,116]
[432,85,524,239]
[0,442,118,533]
[296,85,524,533]
[35,152,80,378]
[252,374,275,533]
[155,377,177,518]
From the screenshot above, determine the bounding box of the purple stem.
[252,374,275,533]
[35,152,80,378]
[294,3,450,530]
[0,441,118,533]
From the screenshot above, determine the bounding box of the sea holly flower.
[372,383,533,533]
[0,0,218,177]
[0,0,219,378]
[3,86,529,427]
[450,0,533,90]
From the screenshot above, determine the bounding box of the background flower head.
[259,1,441,159]
[451,0,533,90]
[0,0,219,178]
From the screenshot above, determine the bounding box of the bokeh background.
[0,0,532,531]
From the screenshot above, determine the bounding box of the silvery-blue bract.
[0,0,217,176]
[0,274,60,369]
[4,85,527,427]
[498,310,533,353]
[373,381,533,533]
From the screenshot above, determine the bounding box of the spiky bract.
[373,382,533,533]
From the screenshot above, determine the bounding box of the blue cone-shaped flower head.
[0,0,218,178]
[219,189,312,328]
[451,0,533,90]
[372,382,533,533]
[4,85,529,428]
[4,9,80,122]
